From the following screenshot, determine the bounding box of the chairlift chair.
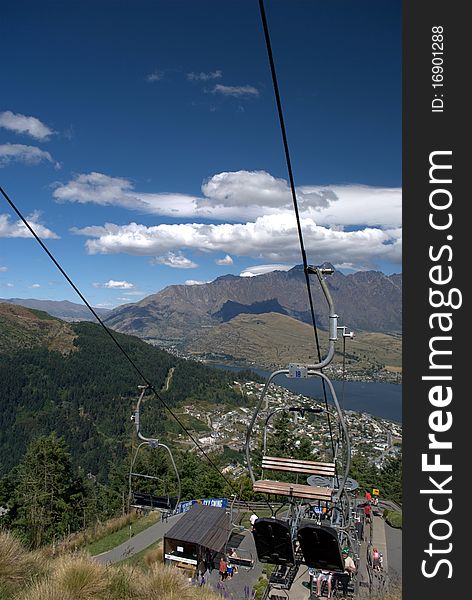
[128,386,181,513]
[244,267,354,569]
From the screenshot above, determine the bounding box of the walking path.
[371,515,388,573]
[94,513,182,564]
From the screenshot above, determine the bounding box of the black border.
[403,2,467,597]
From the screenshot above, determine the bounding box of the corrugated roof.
[165,504,231,553]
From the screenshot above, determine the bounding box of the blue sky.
[1,0,401,308]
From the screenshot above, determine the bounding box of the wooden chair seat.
[262,456,336,477]
[253,479,333,501]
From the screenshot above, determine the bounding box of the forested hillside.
[0,307,249,480]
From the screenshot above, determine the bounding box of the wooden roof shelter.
[165,504,231,555]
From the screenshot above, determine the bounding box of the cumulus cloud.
[152,251,198,269]
[73,213,401,269]
[59,169,401,270]
[31,283,41,288]
[53,170,400,227]
[93,280,135,289]
[0,144,59,168]
[53,172,200,216]
[215,254,233,266]
[0,266,7,272]
[240,264,293,277]
[0,111,56,140]
[187,70,222,81]
[185,279,208,286]
[212,84,259,97]
[0,212,59,239]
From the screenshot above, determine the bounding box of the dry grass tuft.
[1,531,222,600]
[105,564,143,599]
[16,579,74,600]
[49,554,108,599]
[143,544,163,567]
[0,530,46,593]
[135,563,195,600]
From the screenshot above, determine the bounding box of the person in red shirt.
[364,503,372,523]
[219,557,227,581]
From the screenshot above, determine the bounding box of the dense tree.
[12,433,87,547]
[379,455,402,504]
[0,322,251,481]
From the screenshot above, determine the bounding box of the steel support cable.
[0,184,261,514]
[258,0,337,467]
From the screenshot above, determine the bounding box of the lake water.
[212,364,402,423]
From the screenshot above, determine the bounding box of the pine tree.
[13,433,86,547]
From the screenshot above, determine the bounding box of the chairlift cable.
[341,335,347,410]
[0,184,258,513]
[257,0,337,462]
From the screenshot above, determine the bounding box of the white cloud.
[59,169,401,270]
[215,254,233,266]
[53,172,200,216]
[93,279,135,289]
[0,266,7,272]
[73,213,401,269]
[0,111,56,140]
[31,283,41,288]
[0,212,59,239]
[240,264,293,277]
[152,251,198,269]
[201,170,291,208]
[53,170,400,227]
[0,144,59,168]
[187,70,222,81]
[146,70,164,82]
[185,279,208,286]
[212,84,259,97]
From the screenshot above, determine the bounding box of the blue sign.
[176,498,228,514]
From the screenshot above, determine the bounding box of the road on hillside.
[94,513,183,564]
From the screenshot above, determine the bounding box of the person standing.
[332,547,356,597]
[219,556,227,581]
[373,547,381,571]
[249,513,258,530]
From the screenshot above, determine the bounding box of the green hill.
[0,304,249,480]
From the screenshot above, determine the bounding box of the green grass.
[86,512,160,556]
[383,509,402,529]
[239,509,273,529]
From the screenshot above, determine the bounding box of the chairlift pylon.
[128,386,181,513]
[244,267,358,577]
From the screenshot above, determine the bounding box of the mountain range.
[0,298,110,321]
[104,265,402,342]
